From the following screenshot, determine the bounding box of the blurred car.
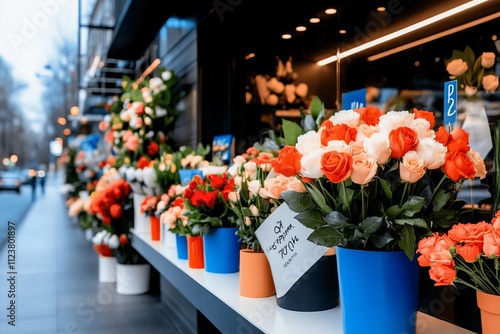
[0,172,22,193]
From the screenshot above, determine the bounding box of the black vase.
[276,255,339,312]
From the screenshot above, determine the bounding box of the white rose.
[234,176,243,188]
[300,148,325,179]
[324,140,352,154]
[247,180,261,196]
[416,138,446,170]
[200,165,228,176]
[244,217,252,226]
[356,124,379,142]
[409,118,434,139]
[243,161,257,179]
[155,106,167,117]
[126,166,136,181]
[227,164,240,177]
[134,168,144,182]
[107,235,120,249]
[143,167,158,188]
[149,77,163,91]
[481,52,496,69]
[363,132,391,165]
[329,109,360,128]
[120,109,132,122]
[446,59,468,76]
[378,111,414,135]
[250,204,259,216]
[92,230,107,245]
[228,191,240,202]
[296,130,321,154]
[145,106,153,115]
[161,71,172,81]
[482,75,499,93]
[233,155,247,165]
[144,117,152,126]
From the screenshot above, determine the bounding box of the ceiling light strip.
[317,0,489,66]
[367,11,500,61]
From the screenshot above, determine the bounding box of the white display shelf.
[131,230,474,334]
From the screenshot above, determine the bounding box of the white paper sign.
[255,203,328,298]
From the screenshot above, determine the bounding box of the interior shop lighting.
[367,11,500,61]
[296,26,307,32]
[377,7,386,12]
[245,53,256,60]
[282,34,292,39]
[339,29,347,34]
[310,18,320,23]
[325,8,337,15]
[317,0,489,66]
[133,58,161,88]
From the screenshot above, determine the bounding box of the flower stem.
[341,181,352,222]
[427,174,448,208]
[399,182,408,208]
[361,185,366,221]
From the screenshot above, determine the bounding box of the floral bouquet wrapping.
[279,106,486,259]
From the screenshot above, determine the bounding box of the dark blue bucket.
[336,247,420,334]
[175,234,188,260]
[203,227,241,273]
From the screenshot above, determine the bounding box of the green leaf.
[378,178,392,199]
[282,119,304,146]
[430,209,463,229]
[307,226,344,247]
[324,211,348,226]
[394,218,428,228]
[401,196,425,217]
[130,89,144,103]
[399,224,416,261]
[386,205,402,218]
[370,231,394,248]
[432,188,452,211]
[295,210,325,229]
[359,217,383,234]
[310,96,323,121]
[282,190,313,212]
[305,183,332,214]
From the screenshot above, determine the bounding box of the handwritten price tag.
[444,80,457,126]
[255,203,328,297]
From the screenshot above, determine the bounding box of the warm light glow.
[133,58,161,88]
[245,53,256,60]
[63,128,71,136]
[377,7,386,12]
[493,35,498,41]
[317,0,489,66]
[57,117,67,125]
[81,117,88,124]
[325,8,337,15]
[2,158,9,166]
[55,137,63,143]
[414,61,420,67]
[296,26,307,32]
[28,169,36,177]
[339,29,347,34]
[10,155,18,163]
[37,170,46,177]
[367,11,500,62]
[282,34,292,40]
[309,18,320,23]
[70,106,80,116]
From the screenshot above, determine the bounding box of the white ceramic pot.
[133,193,150,234]
[98,256,117,283]
[160,224,177,249]
[116,263,150,295]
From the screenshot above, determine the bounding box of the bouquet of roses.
[160,197,194,235]
[279,106,486,259]
[140,195,160,217]
[417,211,500,295]
[183,173,237,234]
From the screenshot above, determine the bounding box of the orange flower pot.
[239,249,275,298]
[187,236,204,269]
[150,216,160,241]
[477,290,500,334]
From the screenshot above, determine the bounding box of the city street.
[0,184,34,249]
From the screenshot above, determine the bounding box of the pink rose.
[125,135,140,151]
[467,149,486,179]
[350,153,377,185]
[287,177,306,193]
[400,151,425,183]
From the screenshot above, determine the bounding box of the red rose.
[447,127,470,153]
[272,146,302,177]
[184,187,194,200]
[203,190,219,208]
[320,120,357,146]
[190,190,206,207]
[110,204,122,219]
[413,108,435,129]
[207,174,227,190]
[356,106,382,126]
[137,156,150,169]
[321,151,352,184]
[443,150,476,181]
[389,127,419,158]
[147,142,159,157]
[435,126,451,146]
[119,234,128,246]
[172,197,184,207]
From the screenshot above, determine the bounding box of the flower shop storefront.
[68,0,500,333]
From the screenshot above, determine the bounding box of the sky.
[0,0,78,133]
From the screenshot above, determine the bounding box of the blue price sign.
[444,80,457,126]
[342,88,366,110]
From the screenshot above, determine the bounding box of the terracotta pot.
[187,236,204,269]
[239,249,275,298]
[477,290,500,334]
[150,216,160,241]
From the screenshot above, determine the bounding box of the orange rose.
[105,131,114,143]
[389,127,419,158]
[456,244,481,263]
[443,151,476,182]
[417,233,455,267]
[429,263,456,286]
[447,127,470,152]
[272,146,302,177]
[321,151,352,184]
[413,108,435,129]
[435,126,451,146]
[110,203,122,219]
[448,222,492,250]
[483,230,500,257]
[491,210,500,229]
[355,106,382,126]
[320,121,357,146]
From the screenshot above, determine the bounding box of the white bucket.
[133,193,150,234]
[98,256,117,283]
[161,224,177,249]
[116,264,150,295]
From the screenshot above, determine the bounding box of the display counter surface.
[131,230,474,334]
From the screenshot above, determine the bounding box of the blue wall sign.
[444,80,457,126]
[342,88,366,110]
